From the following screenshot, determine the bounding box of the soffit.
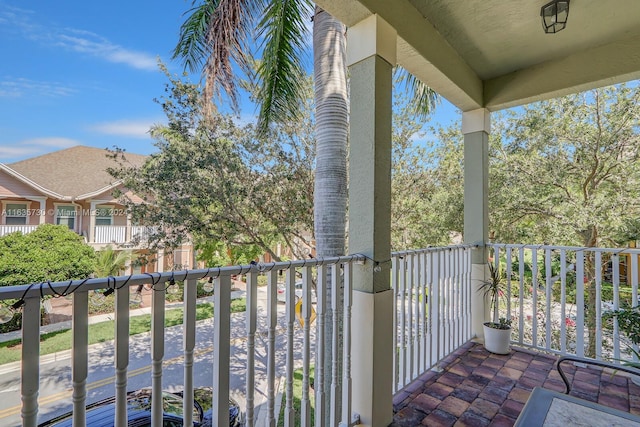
[315,0,640,111]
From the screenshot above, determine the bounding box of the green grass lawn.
[278,367,315,427]
[0,298,246,365]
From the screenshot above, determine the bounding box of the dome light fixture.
[541,0,570,34]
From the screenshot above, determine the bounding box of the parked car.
[277,282,317,304]
[38,387,242,427]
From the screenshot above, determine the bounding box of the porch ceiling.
[315,0,640,111]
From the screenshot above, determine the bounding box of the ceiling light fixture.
[541,0,570,34]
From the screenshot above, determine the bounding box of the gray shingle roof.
[7,146,147,199]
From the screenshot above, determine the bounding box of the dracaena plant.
[479,262,511,329]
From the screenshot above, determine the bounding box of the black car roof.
[39,390,185,427]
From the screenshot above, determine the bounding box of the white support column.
[347,14,395,427]
[156,249,165,273]
[24,196,47,225]
[125,214,132,243]
[462,108,491,339]
[89,200,98,243]
[39,199,46,224]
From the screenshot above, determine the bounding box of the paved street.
[0,285,313,426]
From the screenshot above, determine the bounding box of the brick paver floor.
[391,341,640,426]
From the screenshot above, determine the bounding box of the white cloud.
[0,5,157,71]
[22,137,79,148]
[0,137,80,162]
[0,5,36,32]
[90,119,155,138]
[57,31,157,71]
[0,78,75,98]
[0,145,44,158]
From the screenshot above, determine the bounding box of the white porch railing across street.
[488,243,640,364]
[94,225,126,244]
[130,225,155,242]
[0,224,38,237]
[392,246,474,392]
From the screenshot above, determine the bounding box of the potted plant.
[479,262,512,354]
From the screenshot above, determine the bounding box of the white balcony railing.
[0,255,370,427]
[130,225,156,242]
[93,225,158,244]
[0,245,478,427]
[94,225,126,244]
[0,224,38,237]
[488,243,640,364]
[392,246,474,392]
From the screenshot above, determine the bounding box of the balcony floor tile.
[391,342,640,426]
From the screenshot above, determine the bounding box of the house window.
[95,205,113,226]
[4,203,27,225]
[56,205,76,230]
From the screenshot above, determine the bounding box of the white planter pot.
[483,323,511,354]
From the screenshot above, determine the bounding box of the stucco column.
[89,200,98,243]
[156,249,165,273]
[36,198,46,224]
[347,14,395,427]
[125,214,132,244]
[462,109,491,339]
[23,196,47,225]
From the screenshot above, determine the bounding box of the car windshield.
[127,389,198,419]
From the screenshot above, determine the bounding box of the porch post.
[125,214,132,244]
[462,109,491,339]
[89,200,97,243]
[347,14,395,427]
[34,197,46,224]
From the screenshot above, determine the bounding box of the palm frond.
[395,66,440,120]
[95,246,134,277]
[255,0,313,135]
[173,3,216,74]
[173,0,265,111]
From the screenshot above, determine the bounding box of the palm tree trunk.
[313,6,348,422]
[313,8,347,257]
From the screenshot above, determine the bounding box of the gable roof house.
[0,146,193,272]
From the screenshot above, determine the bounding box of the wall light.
[541,0,570,34]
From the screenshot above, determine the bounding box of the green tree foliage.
[109,68,439,260]
[108,68,315,262]
[391,109,466,249]
[0,224,96,287]
[491,84,640,247]
[416,84,640,252]
[195,239,264,267]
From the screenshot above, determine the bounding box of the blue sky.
[0,0,460,164]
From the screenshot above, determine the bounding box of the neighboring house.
[0,145,193,273]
